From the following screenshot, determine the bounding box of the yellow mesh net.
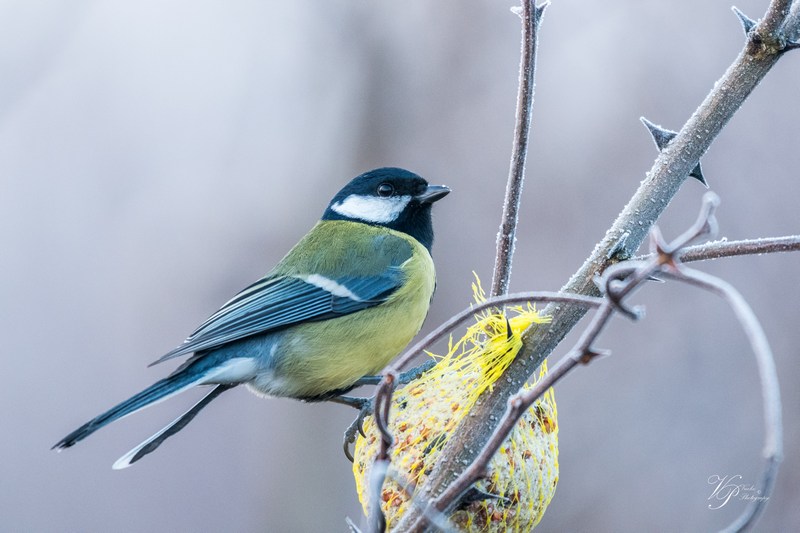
[352,279,559,531]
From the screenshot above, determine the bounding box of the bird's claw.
[343,396,374,462]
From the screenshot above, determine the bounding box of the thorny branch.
[394,2,800,530]
[353,1,799,531]
[410,193,783,532]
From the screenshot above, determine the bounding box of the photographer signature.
[707,474,769,509]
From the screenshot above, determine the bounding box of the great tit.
[53,167,449,468]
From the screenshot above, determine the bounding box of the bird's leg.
[328,395,370,410]
[350,375,382,386]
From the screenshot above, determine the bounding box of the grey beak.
[416,184,450,204]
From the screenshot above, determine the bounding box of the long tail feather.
[52,371,208,451]
[112,384,233,469]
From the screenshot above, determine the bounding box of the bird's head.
[322,167,450,251]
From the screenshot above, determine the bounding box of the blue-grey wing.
[150,270,404,366]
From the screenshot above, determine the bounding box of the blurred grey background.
[2,0,798,531]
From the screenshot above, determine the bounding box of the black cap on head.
[322,167,449,251]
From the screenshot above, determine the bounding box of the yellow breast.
[251,221,436,398]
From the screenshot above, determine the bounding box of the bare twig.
[635,235,800,263]
[397,4,800,526]
[491,0,547,297]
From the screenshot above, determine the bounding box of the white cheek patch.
[331,194,412,223]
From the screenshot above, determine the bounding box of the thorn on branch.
[783,40,800,51]
[640,117,674,150]
[513,1,548,20]
[535,2,549,21]
[606,231,631,260]
[640,117,707,186]
[579,347,611,365]
[732,6,757,35]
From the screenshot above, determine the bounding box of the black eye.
[377,183,395,197]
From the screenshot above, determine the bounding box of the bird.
[53,167,449,469]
